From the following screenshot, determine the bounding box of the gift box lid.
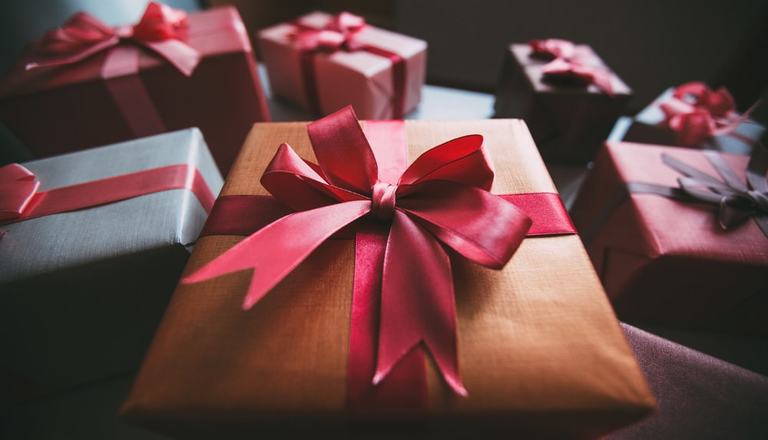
[604,141,768,263]
[0,128,223,286]
[510,44,631,96]
[121,119,653,437]
[0,6,251,98]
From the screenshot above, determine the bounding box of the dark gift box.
[494,42,631,164]
[0,129,222,402]
[0,4,270,174]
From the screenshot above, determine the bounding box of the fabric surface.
[610,324,768,439]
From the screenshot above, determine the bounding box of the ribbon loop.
[25,2,199,77]
[0,164,40,221]
[530,39,615,95]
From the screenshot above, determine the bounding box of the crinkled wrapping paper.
[122,120,653,438]
[494,44,631,164]
[258,12,427,120]
[0,128,223,401]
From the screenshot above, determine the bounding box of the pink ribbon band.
[190,107,575,408]
[0,163,214,224]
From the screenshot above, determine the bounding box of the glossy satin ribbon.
[185,106,576,405]
[629,148,768,237]
[24,2,201,137]
[290,12,406,118]
[529,38,615,95]
[0,162,214,225]
[581,147,768,244]
[659,82,756,146]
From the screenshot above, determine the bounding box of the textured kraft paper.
[122,120,654,438]
[0,129,223,402]
[258,11,427,120]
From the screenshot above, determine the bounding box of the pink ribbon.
[659,82,754,146]
[0,162,214,226]
[26,2,200,76]
[529,38,615,95]
[290,12,407,119]
[184,106,576,398]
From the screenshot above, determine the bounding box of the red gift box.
[571,142,768,335]
[0,4,270,174]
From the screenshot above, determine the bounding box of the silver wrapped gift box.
[0,128,223,402]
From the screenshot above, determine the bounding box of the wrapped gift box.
[0,5,270,174]
[570,142,768,335]
[608,324,768,439]
[121,117,653,438]
[258,11,426,119]
[610,88,765,155]
[494,43,631,164]
[0,129,223,402]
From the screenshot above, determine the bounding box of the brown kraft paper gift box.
[494,44,631,164]
[121,119,654,438]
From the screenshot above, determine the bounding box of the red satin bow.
[184,106,535,396]
[659,82,751,146]
[26,2,200,76]
[530,38,615,95]
[0,164,40,221]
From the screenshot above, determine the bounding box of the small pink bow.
[26,2,200,76]
[0,164,40,221]
[659,82,754,146]
[530,39,615,94]
[290,12,368,51]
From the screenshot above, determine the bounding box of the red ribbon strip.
[24,2,201,138]
[187,106,576,403]
[659,82,756,146]
[291,12,407,118]
[0,163,214,224]
[529,38,615,95]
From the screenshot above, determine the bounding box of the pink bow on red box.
[26,1,200,76]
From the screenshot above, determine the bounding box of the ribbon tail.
[143,39,201,76]
[183,200,370,310]
[373,210,466,397]
[25,37,119,70]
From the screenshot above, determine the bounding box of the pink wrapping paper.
[258,12,427,119]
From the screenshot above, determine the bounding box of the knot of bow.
[659,82,755,146]
[289,12,368,51]
[529,39,614,94]
[660,148,768,235]
[26,2,200,76]
[0,163,40,221]
[183,106,534,396]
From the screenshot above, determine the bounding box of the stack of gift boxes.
[1,2,766,438]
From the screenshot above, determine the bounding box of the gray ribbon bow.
[628,147,768,238]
